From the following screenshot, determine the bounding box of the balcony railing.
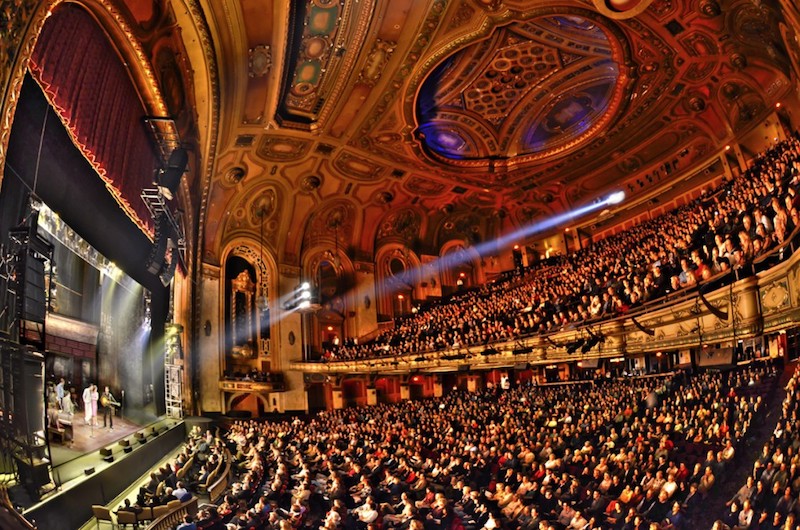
[291,225,800,373]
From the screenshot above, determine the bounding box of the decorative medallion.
[257,136,311,161]
[333,152,385,181]
[249,44,272,77]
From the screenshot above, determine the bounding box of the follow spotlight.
[606,191,625,205]
[285,282,314,311]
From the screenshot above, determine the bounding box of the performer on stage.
[101,386,119,429]
[83,383,99,426]
[62,390,76,415]
[91,384,99,426]
[55,377,66,409]
[82,383,93,425]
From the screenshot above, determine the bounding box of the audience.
[715,363,800,530]
[191,361,777,530]
[319,139,800,363]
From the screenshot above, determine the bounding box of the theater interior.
[2,0,800,529]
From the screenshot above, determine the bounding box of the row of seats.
[198,360,781,530]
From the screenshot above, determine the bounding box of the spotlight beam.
[270,191,625,331]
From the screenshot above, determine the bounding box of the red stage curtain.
[29,4,158,235]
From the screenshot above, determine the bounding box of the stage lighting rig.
[284,282,319,312]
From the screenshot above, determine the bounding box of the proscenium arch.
[0,0,175,193]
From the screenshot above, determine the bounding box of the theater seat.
[91,505,116,529]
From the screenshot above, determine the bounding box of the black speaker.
[21,254,46,323]
[157,148,188,200]
[16,457,50,493]
[103,455,114,463]
[84,467,95,476]
[118,439,130,447]
[16,351,45,437]
[123,446,133,454]
[146,214,171,275]
[158,239,178,287]
[99,448,112,457]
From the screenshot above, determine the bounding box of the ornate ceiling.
[119,0,799,266]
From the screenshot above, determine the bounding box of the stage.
[50,415,145,467]
[24,417,187,530]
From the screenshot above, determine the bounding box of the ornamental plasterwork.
[377,208,422,241]
[248,44,271,77]
[231,244,270,300]
[760,280,790,314]
[256,136,311,161]
[358,39,397,86]
[790,265,800,306]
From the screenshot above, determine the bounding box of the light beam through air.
[269,191,625,327]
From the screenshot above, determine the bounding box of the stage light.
[606,191,625,204]
[300,282,310,290]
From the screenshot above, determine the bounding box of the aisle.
[693,362,793,528]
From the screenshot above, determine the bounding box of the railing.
[0,487,36,530]
[144,496,198,530]
[291,224,800,372]
[207,449,232,504]
[218,380,285,392]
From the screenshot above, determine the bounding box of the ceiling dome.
[416,14,626,165]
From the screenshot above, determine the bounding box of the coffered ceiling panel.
[192,0,798,264]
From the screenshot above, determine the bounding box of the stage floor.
[49,415,146,468]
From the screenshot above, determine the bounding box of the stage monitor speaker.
[84,467,95,476]
[118,439,130,447]
[103,455,114,463]
[123,446,133,454]
[21,254,46,323]
[99,448,112,457]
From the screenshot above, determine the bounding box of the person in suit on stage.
[101,386,118,429]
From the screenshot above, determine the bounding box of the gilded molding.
[188,0,221,374]
[0,0,46,190]
[760,279,790,314]
[0,0,178,207]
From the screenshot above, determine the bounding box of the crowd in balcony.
[188,361,776,530]
[321,139,800,363]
